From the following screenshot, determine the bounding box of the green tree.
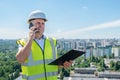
[115,61,120,71]
[110,61,115,70]
[8,74,14,80]
[0,68,5,77]
[62,68,70,77]
[0,77,6,80]
[13,69,20,78]
[112,53,114,58]
[99,59,106,71]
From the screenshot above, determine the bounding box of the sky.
[0,0,120,39]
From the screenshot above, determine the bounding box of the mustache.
[34,28,40,33]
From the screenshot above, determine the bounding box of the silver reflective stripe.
[28,51,33,61]
[23,38,33,61]
[22,60,43,66]
[49,38,56,60]
[22,71,58,80]
[46,71,58,77]
[21,39,33,66]
[21,51,33,66]
[45,59,54,64]
[22,59,53,66]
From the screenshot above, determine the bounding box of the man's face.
[30,19,45,36]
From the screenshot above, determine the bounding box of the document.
[48,49,85,65]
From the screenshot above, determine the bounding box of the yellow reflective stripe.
[22,59,53,66]
[22,71,58,80]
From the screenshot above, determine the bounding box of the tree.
[0,68,5,77]
[114,62,117,71]
[110,61,115,70]
[111,53,114,58]
[115,61,120,71]
[103,55,107,58]
[0,77,6,80]
[13,69,20,78]
[91,55,95,62]
[99,59,106,71]
[62,68,70,77]
[109,53,114,59]
[8,74,14,80]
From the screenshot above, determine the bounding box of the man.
[16,10,72,80]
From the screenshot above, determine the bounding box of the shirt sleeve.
[18,44,23,50]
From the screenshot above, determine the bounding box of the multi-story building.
[57,39,120,58]
[112,46,120,58]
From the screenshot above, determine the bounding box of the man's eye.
[42,23,45,25]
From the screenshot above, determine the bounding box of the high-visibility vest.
[17,37,58,80]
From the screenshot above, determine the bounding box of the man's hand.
[29,27,37,40]
[63,60,73,68]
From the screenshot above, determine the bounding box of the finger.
[69,60,73,64]
[30,26,36,31]
[63,61,71,68]
[29,29,34,33]
[66,61,72,67]
[67,62,71,67]
[64,64,68,68]
[63,61,68,68]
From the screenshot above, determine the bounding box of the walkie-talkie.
[29,23,33,29]
[29,23,39,33]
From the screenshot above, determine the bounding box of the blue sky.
[0,0,120,39]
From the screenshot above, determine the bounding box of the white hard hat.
[28,10,47,22]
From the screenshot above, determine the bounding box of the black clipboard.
[48,49,85,65]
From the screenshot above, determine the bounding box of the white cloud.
[0,30,27,39]
[48,20,120,39]
[1,20,120,39]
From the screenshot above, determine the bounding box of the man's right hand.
[29,27,37,40]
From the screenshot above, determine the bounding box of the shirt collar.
[34,34,46,40]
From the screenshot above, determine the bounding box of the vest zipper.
[43,51,47,80]
[34,39,47,80]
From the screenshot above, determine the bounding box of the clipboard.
[48,49,85,65]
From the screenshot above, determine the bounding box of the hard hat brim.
[28,18,47,23]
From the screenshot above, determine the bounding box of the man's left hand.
[63,60,73,68]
